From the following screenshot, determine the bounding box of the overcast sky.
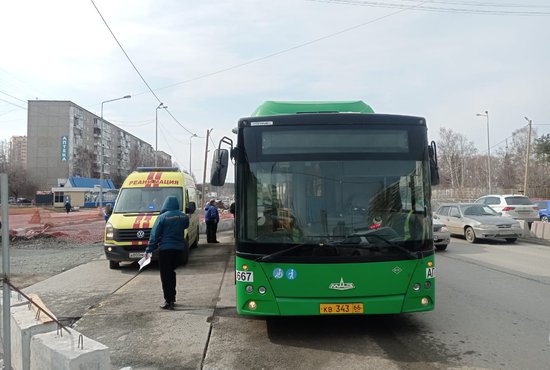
[1,0,549,181]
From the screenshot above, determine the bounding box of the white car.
[474,194,539,224]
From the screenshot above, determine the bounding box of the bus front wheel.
[109,260,120,269]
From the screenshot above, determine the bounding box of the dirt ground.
[1,207,106,288]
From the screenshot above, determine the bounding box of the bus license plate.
[320,303,364,314]
[129,252,145,258]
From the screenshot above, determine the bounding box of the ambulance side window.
[185,189,197,214]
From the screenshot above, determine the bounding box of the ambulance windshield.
[114,187,184,213]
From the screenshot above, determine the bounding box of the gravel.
[1,237,104,288]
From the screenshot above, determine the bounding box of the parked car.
[433,220,450,251]
[16,198,32,204]
[435,203,522,243]
[534,200,550,222]
[474,194,539,224]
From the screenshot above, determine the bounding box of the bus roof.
[251,101,375,116]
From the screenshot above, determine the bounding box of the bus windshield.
[238,157,431,262]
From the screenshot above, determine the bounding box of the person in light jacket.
[204,199,220,243]
[145,196,189,310]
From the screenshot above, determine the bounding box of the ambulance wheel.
[109,260,120,269]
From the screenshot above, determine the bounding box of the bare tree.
[492,146,517,190]
[7,163,37,199]
[0,139,8,173]
[128,145,143,171]
[73,147,95,178]
[504,126,537,194]
[437,128,479,191]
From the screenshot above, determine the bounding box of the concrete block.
[1,290,29,335]
[30,330,110,370]
[518,220,535,238]
[531,221,544,238]
[542,222,550,240]
[10,301,58,370]
[535,221,543,237]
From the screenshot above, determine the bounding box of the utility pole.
[523,117,532,195]
[476,111,491,193]
[201,129,212,206]
[100,95,131,211]
[155,103,168,167]
[189,134,198,175]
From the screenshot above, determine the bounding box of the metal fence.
[432,187,550,203]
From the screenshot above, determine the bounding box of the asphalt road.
[12,232,550,369]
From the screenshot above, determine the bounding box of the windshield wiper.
[257,243,308,262]
[350,233,419,259]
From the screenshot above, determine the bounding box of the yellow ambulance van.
[104,167,200,269]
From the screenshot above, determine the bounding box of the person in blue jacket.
[204,199,220,243]
[145,196,189,310]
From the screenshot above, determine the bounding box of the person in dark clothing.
[64,201,71,214]
[145,196,190,310]
[204,199,220,243]
[104,203,113,222]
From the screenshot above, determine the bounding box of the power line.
[307,0,550,16]
[0,98,26,110]
[0,90,27,104]
[89,0,196,137]
[145,1,434,94]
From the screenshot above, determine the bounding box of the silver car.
[435,203,522,243]
[433,221,450,251]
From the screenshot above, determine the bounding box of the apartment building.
[9,135,28,169]
[27,100,171,190]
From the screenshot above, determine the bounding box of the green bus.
[211,101,440,316]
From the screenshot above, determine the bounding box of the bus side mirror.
[186,201,196,214]
[210,149,229,186]
[429,141,440,186]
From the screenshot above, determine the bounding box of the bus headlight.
[248,301,257,310]
[245,285,254,294]
[413,283,421,291]
[105,223,114,240]
[421,297,429,306]
[258,286,266,295]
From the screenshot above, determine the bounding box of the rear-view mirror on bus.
[429,141,440,186]
[210,149,229,186]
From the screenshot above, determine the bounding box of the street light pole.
[99,95,131,211]
[201,129,212,206]
[524,116,533,195]
[155,103,168,167]
[189,134,198,175]
[476,111,491,193]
